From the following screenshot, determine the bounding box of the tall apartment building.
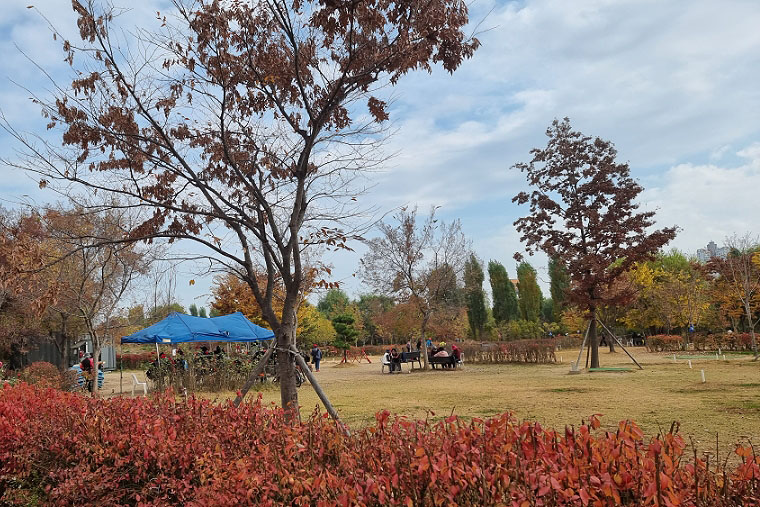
[696,241,729,263]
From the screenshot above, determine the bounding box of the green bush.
[499,319,544,341]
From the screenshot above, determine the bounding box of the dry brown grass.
[109,347,760,456]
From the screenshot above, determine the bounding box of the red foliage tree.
[512,118,677,368]
[7,0,479,416]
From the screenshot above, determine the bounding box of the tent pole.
[597,319,643,370]
[234,341,275,407]
[119,342,123,395]
[155,342,160,360]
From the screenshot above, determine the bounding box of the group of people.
[430,342,461,361]
[383,341,462,373]
[383,348,404,372]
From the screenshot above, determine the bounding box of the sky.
[1,0,759,309]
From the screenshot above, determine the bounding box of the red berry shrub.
[1,384,759,505]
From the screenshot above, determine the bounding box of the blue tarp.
[211,312,276,341]
[121,312,274,344]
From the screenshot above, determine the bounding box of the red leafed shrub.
[1,384,759,505]
[646,334,684,352]
[555,333,585,350]
[691,333,755,352]
[116,351,155,369]
[18,361,69,389]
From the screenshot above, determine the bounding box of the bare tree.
[360,207,469,369]
[710,234,760,359]
[44,205,151,392]
[2,0,478,416]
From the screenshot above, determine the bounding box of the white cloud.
[641,144,760,253]
[2,0,760,303]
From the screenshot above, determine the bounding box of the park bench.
[381,350,422,373]
[401,350,422,370]
[429,355,458,369]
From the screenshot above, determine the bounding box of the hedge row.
[458,339,556,364]
[116,352,156,370]
[693,333,755,352]
[646,333,757,353]
[645,334,684,352]
[2,384,759,505]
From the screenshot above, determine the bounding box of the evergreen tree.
[464,254,488,339]
[332,313,359,362]
[198,307,208,318]
[489,260,519,324]
[542,298,554,322]
[517,262,542,322]
[189,303,199,316]
[317,289,350,319]
[548,256,570,322]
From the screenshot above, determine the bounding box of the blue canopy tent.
[210,312,276,342]
[121,312,274,344]
[119,312,275,394]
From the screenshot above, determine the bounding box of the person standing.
[310,344,322,372]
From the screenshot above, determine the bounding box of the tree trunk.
[62,334,70,369]
[276,317,299,422]
[90,341,100,396]
[589,309,600,369]
[744,301,759,360]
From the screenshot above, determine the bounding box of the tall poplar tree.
[517,262,542,322]
[548,257,570,322]
[464,254,487,339]
[488,260,519,324]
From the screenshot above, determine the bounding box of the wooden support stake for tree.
[596,319,643,370]
[571,321,591,373]
[291,345,350,436]
[585,338,591,368]
[233,341,275,407]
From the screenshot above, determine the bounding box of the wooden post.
[596,319,643,370]
[233,341,275,407]
[572,322,591,373]
[291,345,350,436]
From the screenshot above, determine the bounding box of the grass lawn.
[108,347,760,457]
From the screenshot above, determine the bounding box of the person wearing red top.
[451,344,461,361]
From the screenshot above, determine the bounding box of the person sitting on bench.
[390,348,402,372]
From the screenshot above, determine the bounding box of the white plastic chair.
[381,354,391,373]
[131,374,147,396]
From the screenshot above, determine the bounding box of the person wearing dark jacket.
[310,344,322,372]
